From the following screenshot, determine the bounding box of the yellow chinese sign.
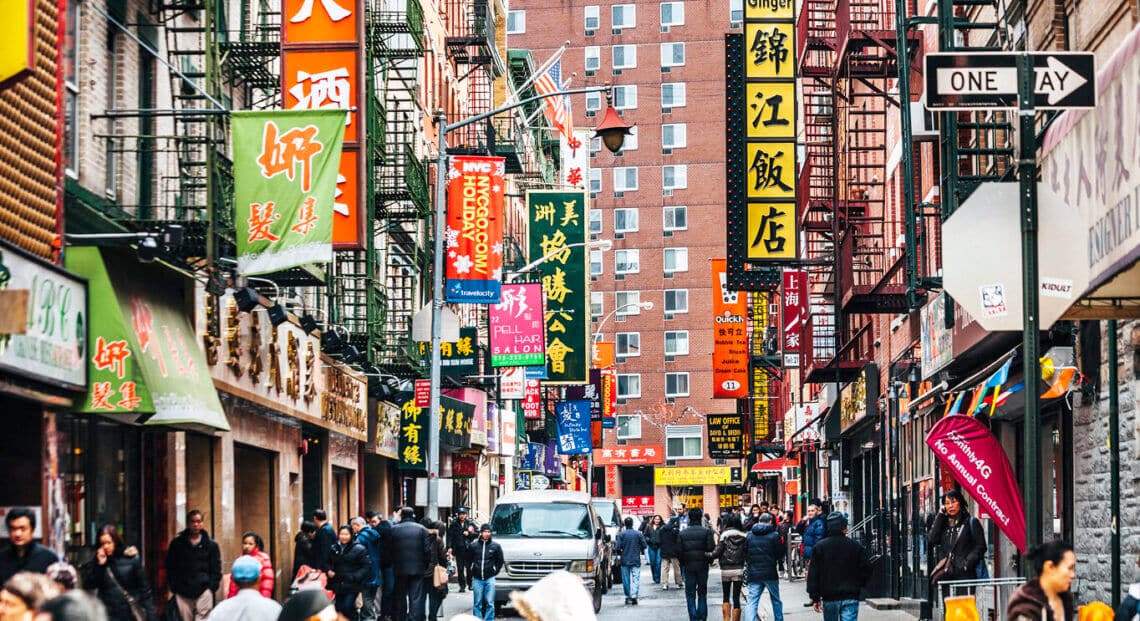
[746,82,795,140]
[397,392,427,471]
[745,0,795,20]
[654,466,732,486]
[747,202,797,259]
[745,23,795,79]
[0,0,34,88]
[746,142,796,201]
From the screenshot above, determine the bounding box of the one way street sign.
[924,52,1096,110]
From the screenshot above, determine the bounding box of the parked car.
[490,490,607,613]
[591,498,624,586]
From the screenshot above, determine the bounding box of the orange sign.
[712,259,749,398]
[331,149,360,247]
[283,49,359,144]
[591,341,615,368]
[282,0,359,44]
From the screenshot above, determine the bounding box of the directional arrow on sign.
[925,52,1096,110]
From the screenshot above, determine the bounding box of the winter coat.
[744,524,783,583]
[709,529,748,581]
[614,529,647,567]
[0,542,57,585]
[292,532,316,577]
[802,516,826,561]
[659,519,682,559]
[644,523,662,550]
[806,528,871,603]
[375,520,395,569]
[1006,579,1074,621]
[165,530,222,599]
[330,540,372,595]
[446,518,478,557]
[389,518,432,577]
[83,546,157,621]
[678,524,715,574]
[227,549,275,599]
[467,537,505,581]
[354,525,383,587]
[1114,583,1140,621]
[312,523,338,571]
[927,512,987,581]
[424,529,446,581]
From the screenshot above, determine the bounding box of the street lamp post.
[505,239,613,284]
[426,87,633,520]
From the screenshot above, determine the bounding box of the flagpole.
[507,42,569,105]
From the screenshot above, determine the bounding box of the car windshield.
[591,500,619,527]
[491,502,593,538]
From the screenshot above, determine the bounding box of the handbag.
[929,522,965,587]
[104,565,148,621]
[434,564,450,588]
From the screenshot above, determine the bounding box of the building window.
[661,82,687,108]
[585,5,600,31]
[591,291,604,317]
[660,2,684,26]
[666,424,702,459]
[616,332,641,357]
[590,250,603,276]
[589,208,603,234]
[615,291,643,316]
[64,0,80,178]
[662,124,687,149]
[663,165,688,190]
[661,42,685,67]
[614,208,639,233]
[665,331,690,355]
[612,4,636,29]
[617,374,642,399]
[664,205,688,231]
[590,169,602,194]
[615,249,640,274]
[665,372,690,397]
[586,91,602,113]
[613,85,638,110]
[613,167,638,191]
[612,44,637,70]
[730,0,743,23]
[506,10,525,34]
[664,289,689,313]
[664,247,689,274]
[585,46,601,72]
[617,414,642,439]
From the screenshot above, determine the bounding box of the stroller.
[290,564,334,599]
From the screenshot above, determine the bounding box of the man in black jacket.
[312,509,338,572]
[445,507,477,592]
[659,516,683,590]
[806,512,871,620]
[678,507,715,621]
[743,513,785,621]
[0,508,57,585]
[466,525,503,621]
[389,507,432,621]
[166,510,222,621]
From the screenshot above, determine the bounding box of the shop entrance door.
[302,429,325,516]
[234,443,276,577]
[332,467,353,526]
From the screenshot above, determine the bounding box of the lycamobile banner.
[446,156,505,303]
[489,282,545,367]
[233,109,345,276]
[925,414,1027,552]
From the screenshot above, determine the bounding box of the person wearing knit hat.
[278,588,336,621]
[806,512,870,620]
[206,556,281,620]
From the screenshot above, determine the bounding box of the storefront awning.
[751,457,794,475]
[65,248,229,432]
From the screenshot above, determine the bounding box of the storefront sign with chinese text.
[522,378,542,419]
[232,110,345,275]
[417,327,477,376]
[555,399,592,455]
[622,496,655,516]
[452,455,477,478]
[489,282,545,366]
[752,367,771,444]
[594,445,664,466]
[527,190,589,383]
[707,414,745,459]
[654,466,732,486]
[560,129,591,189]
[712,259,748,398]
[446,156,505,303]
[444,387,487,447]
[840,364,878,433]
[0,0,34,87]
[781,269,805,367]
[591,341,615,368]
[439,395,475,450]
[322,363,367,436]
[500,366,526,399]
[397,392,427,471]
[605,466,619,497]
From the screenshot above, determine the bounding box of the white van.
[489,490,607,613]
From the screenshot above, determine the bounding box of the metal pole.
[428,112,448,521]
[1017,53,1042,559]
[895,0,920,309]
[1110,319,1121,608]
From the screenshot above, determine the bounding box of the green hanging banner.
[232,109,345,276]
[396,391,428,472]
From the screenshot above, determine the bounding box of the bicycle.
[787,534,805,580]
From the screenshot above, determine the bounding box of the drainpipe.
[1109,320,1120,608]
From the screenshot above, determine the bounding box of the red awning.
[751,457,793,473]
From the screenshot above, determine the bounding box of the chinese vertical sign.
[781,269,805,367]
[489,283,546,366]
[233,110,345,275]
[522,378,542,419]
[439,395,475,450]
[707,413,745,458]
[282,0,364,248]
[555,400,592,455]
[751,367,771,443]
[560,129,591,190]
[712,259,749,399]
[397,391,428,471]
[527,190,590,384]
[446,156,506,303]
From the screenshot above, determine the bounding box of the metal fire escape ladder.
[218,0,281,109]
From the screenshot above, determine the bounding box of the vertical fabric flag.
[555,400,593,455]
[527,190,590,384]
[233,109,345,275]
[489,282,546,367]
[533,60,571,140]
[712,259,749,398]
[560,129,591,190]
[446,156,506,303]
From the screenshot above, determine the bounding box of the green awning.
[65,248,229,432]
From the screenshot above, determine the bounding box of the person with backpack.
[926,489,987,588]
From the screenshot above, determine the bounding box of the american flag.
[533,59,571,139]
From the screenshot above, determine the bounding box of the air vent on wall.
[615,232,624,239]
[663,230,673,238]
[613,69,623,76]
[661,25,670,33]
[586,70,596,77]
[612,28,622,35]
[664,313,674,321]
[665,355,674,363]
[663,189,673,197]
[662,148,673,156]
[661,66,671,73]
[662,107,672,114]
[586,29,595,36]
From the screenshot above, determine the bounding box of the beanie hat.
[825,511,848,531]
[480,524,492,533]
[231,555,262,585]
[278,589,333,621]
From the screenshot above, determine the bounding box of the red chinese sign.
[522,379,542,419]
[594,445,665,466]
[415,378,431,408]
[712,259,749,398]
[781,269,806,367]
[446,156,506,304]
[605,465,619,498]
[622,496,656,516]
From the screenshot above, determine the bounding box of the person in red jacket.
[228,532,275,599]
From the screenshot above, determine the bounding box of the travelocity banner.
[712,259,749,398]
[489,282,545,366]
[233,109,345,275]
[925,414,1027,552]
[445,156,505,303]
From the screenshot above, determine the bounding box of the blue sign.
[555,400,592,455]
[602,417,616,429]
[544,439,562,478]
[526,366,547,380]
[518,441,545,471]
[515,471,532,490]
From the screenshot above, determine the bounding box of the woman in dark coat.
[329,525,373,621]
[709,515,748,620]
[292,520,318,578]
[82,525,156,621]
[644,515,664,584]
[423,519,449,620]
[926,489,987,585]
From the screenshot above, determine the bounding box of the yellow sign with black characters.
[655,466,733,486]
[747,202,798,260]
[746,142,797,202]
[746,82,796,140]
[745,0,795,21]
[745,23,795,80]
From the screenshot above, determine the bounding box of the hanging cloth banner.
[233,109,345,275]
[555,399,593,455]
[925,414,1027,552]
[446,156,506,303]
[712,259,749,398]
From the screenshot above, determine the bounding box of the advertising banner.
[527,190,590,383]
[444,387,487,447]
[233,110,344,275]
[752,367,771,443]
[374,401,401,459]
[594,445,665,466]
[489,282,545,366]
[518,441,545,471]
[522,379,542,419]
[654,466,732,486]
[926,414,1027,552]
[920,291,954,380]
[712,259,749,398]
[591,341,615,369]
[439,395,474,450]
[446,156,505,303]
[555,400,592,455]
[499,409,517,457]
[500,366,526,399]
[707,414,745,459]
[560,129,591,190]
[417,327,477,376]
[622,496,655,517]
[396,391,427,471]
[544,439,562,477]
[781,269,806,367]
[600,367,617,425]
